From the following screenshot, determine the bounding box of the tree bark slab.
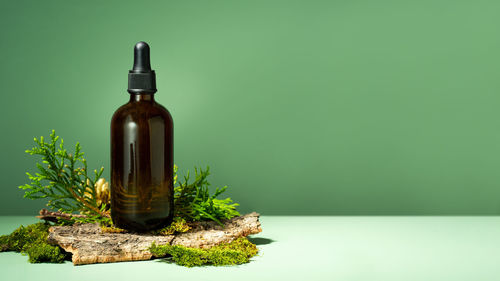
[46,212,262,265]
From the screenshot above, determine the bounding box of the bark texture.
[46,212,262,265]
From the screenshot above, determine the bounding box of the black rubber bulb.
[132,41,151,73]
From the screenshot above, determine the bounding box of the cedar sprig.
[174,166,240,225]
[19,130,108,218]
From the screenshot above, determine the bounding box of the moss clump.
[149,237,258,267]
[100,225,128,234]
[150,217,191,235]
[0,222,67,263]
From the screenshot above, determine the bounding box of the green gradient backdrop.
[1,0,500,215]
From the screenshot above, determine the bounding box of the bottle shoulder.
[111,100,173,124]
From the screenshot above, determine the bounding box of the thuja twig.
[19,130,108,218]
[174,166,240,225]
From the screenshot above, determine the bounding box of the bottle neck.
[129,93,155,102]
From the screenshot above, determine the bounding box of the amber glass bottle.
[110,42,174,232]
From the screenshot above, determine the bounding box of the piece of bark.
[46,212,262,265]
[36,208,88,223]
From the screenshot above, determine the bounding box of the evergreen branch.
[21,131,239,226]
[20,130,107,218]
[173,166,240,225]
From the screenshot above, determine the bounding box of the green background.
[1,0,499,216]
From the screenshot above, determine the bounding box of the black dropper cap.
[128,41,157,94]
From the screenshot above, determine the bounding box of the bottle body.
[110,93,173,232]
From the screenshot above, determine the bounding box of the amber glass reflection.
[110,93,173,232]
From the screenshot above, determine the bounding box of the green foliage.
[19,131,239,227]
[0,222,67,263]
[19,130,108,218]
[174,166,240,225]
[149,237,258,267]
[3,131,253,267]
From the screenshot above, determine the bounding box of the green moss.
[149,237,258,267]
[0,222,67,263]
[25,242,66,263]
[150,217,191,235]
[0,234,9,251]
[100,225,128,233]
